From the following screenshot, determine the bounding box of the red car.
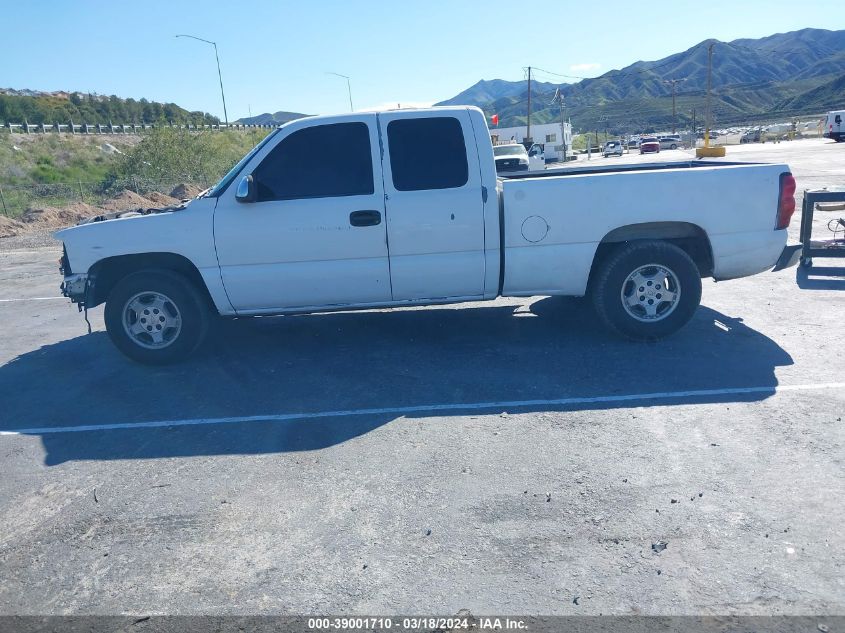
[639,137,660,154]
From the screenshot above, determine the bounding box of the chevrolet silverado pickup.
[56,106,800,364]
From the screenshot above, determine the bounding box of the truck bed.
[498,160,791,297]
[500,160,759,180]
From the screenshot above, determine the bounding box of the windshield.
[642,137,658,143]
[207,128,280,197]
[494,145,527,157]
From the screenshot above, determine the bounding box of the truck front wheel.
[591,241,702,340]
[104,270,209,364]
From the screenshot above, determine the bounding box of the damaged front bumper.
[60,273,89,307]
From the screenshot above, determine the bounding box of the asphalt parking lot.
[1,138,843,616]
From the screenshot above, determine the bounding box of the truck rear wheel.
[591,241,701,340]
[104,270,209,364]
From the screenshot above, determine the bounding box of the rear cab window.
[386,117,468,191]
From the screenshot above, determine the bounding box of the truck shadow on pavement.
[0,298,793,465]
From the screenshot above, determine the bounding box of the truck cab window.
[387,117,468,191]
[254,122,374,201]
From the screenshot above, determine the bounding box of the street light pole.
[175,34,229,127]
[326,72,354,112]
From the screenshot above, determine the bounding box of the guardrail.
[1,121,277,134]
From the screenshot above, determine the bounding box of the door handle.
[349,210,382,227]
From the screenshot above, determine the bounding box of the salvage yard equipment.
[798,189,845,268]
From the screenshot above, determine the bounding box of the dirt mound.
[0,216,25,238]
[20,202,98,230]
[100,189,155,211]
[145,191,180,207]
[170,183,203,200]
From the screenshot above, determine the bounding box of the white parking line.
[0,297,64,302]
[2,381,843,437]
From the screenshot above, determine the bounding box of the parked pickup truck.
[56,106,800,364]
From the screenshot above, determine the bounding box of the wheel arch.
[88,252,217,311]
[589,221,714,287]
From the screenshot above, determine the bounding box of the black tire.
[670,144,677,150]
[104,269,209,364]
[591,241,702,341]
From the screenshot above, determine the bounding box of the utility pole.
[551,88,568,161]
[526,66,532,144]
[705,43,714,148]
[692,108,696,146]
[695,42,725,157]
[663,77,686,134]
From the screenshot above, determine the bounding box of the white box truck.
[823,110,844,142]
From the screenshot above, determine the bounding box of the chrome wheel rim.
[122,291,182,349]
[621,264,681,323]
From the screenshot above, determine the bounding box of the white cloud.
[570,63,601,73]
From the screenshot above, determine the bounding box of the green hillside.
[775,73,845,112]
[0,91,219,126]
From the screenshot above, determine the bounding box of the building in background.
[489,121,573,162]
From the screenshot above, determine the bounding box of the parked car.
[659,136,681,150]
[627,137,641,149]
[603,140,624,157]
[639,137,660,154]
[741,129,763,144]
[493,143,529,173]
[56,106,800,363]
[823,110,844,142]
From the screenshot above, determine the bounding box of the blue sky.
[2,0,844,120]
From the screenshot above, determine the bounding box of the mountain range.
[435,28,845,132]
[235,110,309,125]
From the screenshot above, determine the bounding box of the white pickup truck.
[57,106,800,364]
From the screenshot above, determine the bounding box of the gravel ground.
[0,228,58,251]
[0,138,843,617]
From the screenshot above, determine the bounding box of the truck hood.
[53,200,191,241]
[53,196,218,276]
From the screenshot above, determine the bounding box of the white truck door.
[378,110,486,301]
[528,144,546,171]
[213,116,391,312]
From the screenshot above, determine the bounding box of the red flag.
[491,114,499,126]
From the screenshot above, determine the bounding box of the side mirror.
[235,175,256,203]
